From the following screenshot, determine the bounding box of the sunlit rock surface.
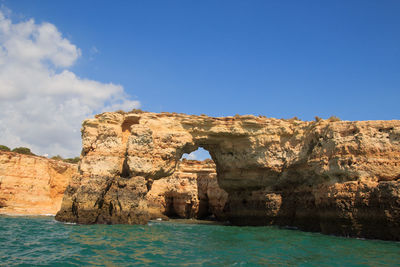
[56,111,400,240]
[0,151,77,215]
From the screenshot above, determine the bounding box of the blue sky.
[1,1,399,158]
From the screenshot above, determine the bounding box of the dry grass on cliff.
[114,109,147,115]
[315,116,341,122]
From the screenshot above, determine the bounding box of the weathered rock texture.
[56,158,227,224]
[146,159,228,220]
[0,151,77,215]
[56,111,400,240]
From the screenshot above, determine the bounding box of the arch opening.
[146,146,228,221]
[181,147,211,161]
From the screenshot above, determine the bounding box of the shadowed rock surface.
[56,111,400,240]
[146,159,228,220]
[56,159,227,224]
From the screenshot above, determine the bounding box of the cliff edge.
[0,151,77,215]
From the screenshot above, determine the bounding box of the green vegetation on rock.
[0,145,11,152]
[11,147,35,155]
[2,145,79,163]
[64,157,80,164]
[51,155,63,160]
[50,155,80,164]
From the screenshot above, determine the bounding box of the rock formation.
[56,111,400,240]
[146,159,228,220]
[0,151,77,215]
[56,158,227,224]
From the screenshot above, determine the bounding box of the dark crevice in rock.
[117,191,122,212]
[108,202,113,216]
[145,178,153,191]
[94,178,113,209]
[71,201,78,217]
[121,153,131,178]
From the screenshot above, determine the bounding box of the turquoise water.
[0,216,399,266]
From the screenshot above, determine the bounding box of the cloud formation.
[0,11,139,157]
[182,147,211,160]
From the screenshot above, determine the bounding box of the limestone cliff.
[146,159,228,220]
[0,151,77,215]
[56,111,400,240]
[56,158,227,224]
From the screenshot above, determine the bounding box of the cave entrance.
[164,195,179,218]
[166,147,218,220]
[147,146,227,222]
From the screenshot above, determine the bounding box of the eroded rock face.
[146,159,228,220]
[56,174,149,224]
[0,151,77,215]
[56,111,400,240]
[56,159,227,224]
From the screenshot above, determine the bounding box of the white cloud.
[183,153,197,160]
[182,148,211,161]
[0,10,140,157]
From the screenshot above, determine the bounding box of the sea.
[0,216,399,266]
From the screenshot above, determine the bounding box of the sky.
[0,1,399,159]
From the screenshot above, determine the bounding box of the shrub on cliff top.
[51,155,63,161]
[328,116,341,122]
[50,155,80,164]
[288,116,300,122]
[314,116,341,123]
[0,145,10,152]
[12,147,35,155]
[64,157,80,164]
[130,108,145,114]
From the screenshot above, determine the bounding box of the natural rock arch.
[56,111,400,240]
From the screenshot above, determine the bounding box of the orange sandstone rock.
[0,151,77,215]
[146,159,228,220]
[56,111,400,240]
